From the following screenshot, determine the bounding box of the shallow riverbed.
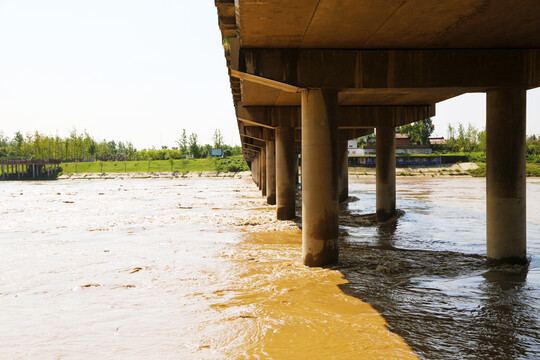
[0,177,539,359]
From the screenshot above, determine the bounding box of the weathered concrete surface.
[338,138,349,203]
[276,119,296,220]
[266,140,276,205]
[237,0,540,49]
[261,146,267,197]
[301,89,339,266]
[487,88,527,263]
[376,125,396,222]
[214,0,539,266]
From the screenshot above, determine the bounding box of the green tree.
[357,133,376,146]
[177,129,188,153]
[477,130,487,152]
[88,142,98,161]
[13,131,24,158]
[446,124,456,151]
[212,129,224,149]
[399,118,434,145]
[188,133,200,158]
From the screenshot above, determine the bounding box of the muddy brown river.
[1,177,539,359]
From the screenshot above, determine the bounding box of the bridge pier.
[261,146,267,197]
[338,136,349,203]
[276,117,296,220]
[301,89,339,266]
[266,140,276,205]
[487,88,527,263]
[376,123,396,222]
[253,155,259,188]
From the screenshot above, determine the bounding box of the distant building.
[356,133,432,155]
[429,137,446,145]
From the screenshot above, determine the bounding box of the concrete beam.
[236,104,434,129]
[238,49,540,90]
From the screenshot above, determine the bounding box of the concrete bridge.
[214,0,540,266]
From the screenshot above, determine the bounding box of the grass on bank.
[60,155,249,174]
[468,163,540,177]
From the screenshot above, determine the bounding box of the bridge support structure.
[376,123,397,222]
[276,117,296,220]
[301,89,339,266]
[338,134,349,203]
[266,139,276,205]
[487,87,527,263]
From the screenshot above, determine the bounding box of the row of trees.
[356,118,435,147]
[0,129,242,162]
[444,123,540,155]
[356,118,540,156]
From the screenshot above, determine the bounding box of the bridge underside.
[215,0,540,266]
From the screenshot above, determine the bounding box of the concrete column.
[257,153,262,190]
[301,89,339,267]
[338,137,349,203]
[252,156,258,186]
[376,124,396,222]
[261,146,267,197]
[295,155,300,185]
[276,117,296,220]
[266,140,276,205]
[17,165,20,180]
[1,164,4,180]
[487,88,527,263]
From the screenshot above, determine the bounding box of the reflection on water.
[338,177,540,360]
[1,177,539,359]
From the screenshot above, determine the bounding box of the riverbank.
[59,155,249,174]
[58,171,251,180]
[349,162,479,177]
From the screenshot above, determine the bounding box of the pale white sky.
[0,1,538,149]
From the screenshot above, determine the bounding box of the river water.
[0,177,539,359]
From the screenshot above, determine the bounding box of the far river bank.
[57,162,480,180]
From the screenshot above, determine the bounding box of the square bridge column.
[301,89,339,267]
[487,88,527,263]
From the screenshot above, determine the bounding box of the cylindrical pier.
[261,146,267,197]
[338,137,349,203]
[276,117,296,220]
[376,124,396,222]
[301,89,339,267]
[266,140,276,205]
[487,88,527,263]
